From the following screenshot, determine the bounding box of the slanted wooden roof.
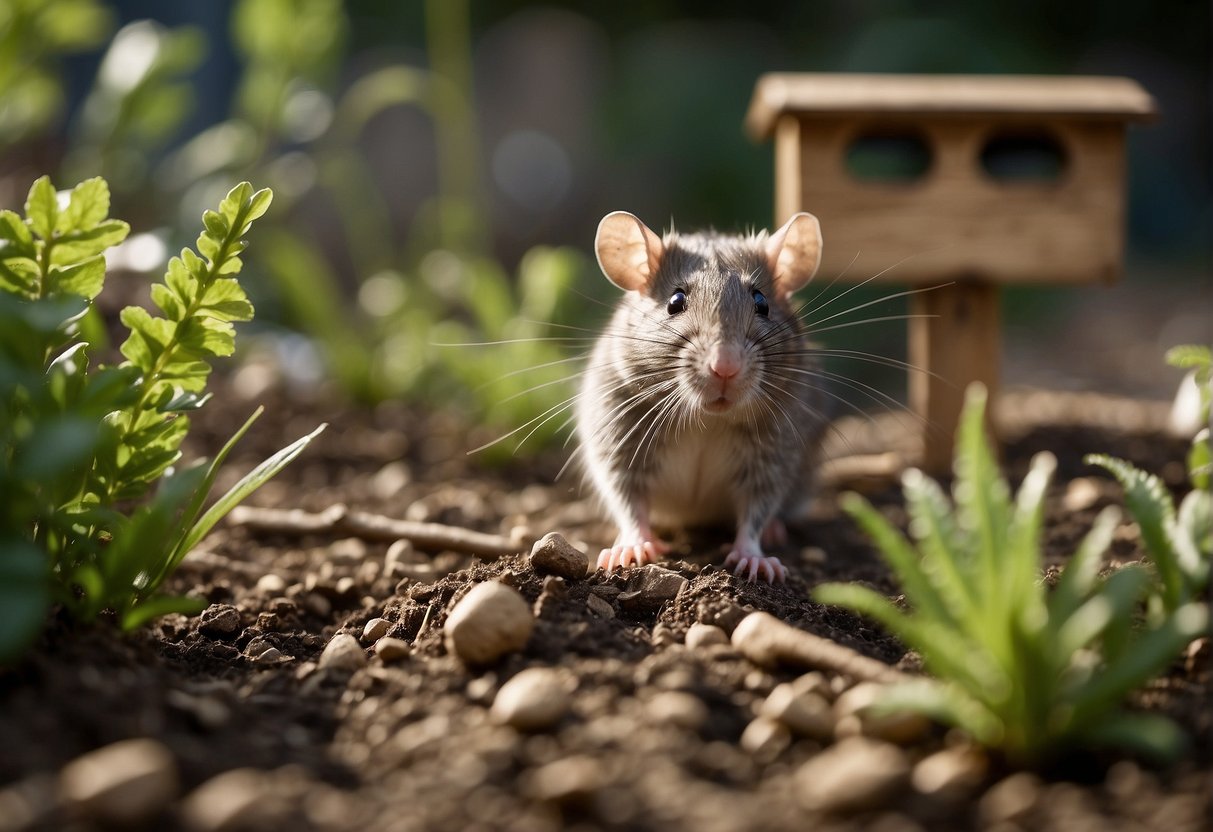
[746,73,1157,139]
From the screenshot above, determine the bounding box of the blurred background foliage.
[0,0,1208,452]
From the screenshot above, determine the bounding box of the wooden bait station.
[746,73,1156,471]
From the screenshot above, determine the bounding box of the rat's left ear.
[765,212,822,299]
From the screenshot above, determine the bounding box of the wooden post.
[909,283,1000,472]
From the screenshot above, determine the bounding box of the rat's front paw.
[597,539,669,572]
[723,548,787,583]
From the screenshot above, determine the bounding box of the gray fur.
[576,227,829,546]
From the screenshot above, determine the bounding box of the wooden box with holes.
[746,73,1157,471]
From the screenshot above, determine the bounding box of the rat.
[575,210,829,583]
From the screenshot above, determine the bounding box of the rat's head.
[595,211,822,417]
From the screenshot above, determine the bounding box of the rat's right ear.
[595,211,664,292]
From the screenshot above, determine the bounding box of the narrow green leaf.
[1051,505,1120,623]
[875,679,1005,747]
[1005,452,1056,618]
[1081,712,1188,763]
[120,594,208,631]
[953,384,1010,616]
[1056,566,1149,656]
[25,176,57,240]
[902,468,976,625]
[1087,454,1183,609]
[159,407,264,581]
[841,491,955,625]
[178,422,326,557]
[1070,602,1208,721]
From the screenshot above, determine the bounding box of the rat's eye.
[667,289,687,316]
[752,290,769,317]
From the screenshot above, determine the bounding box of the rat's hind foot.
[761,518,789,548]
[597,538,670,573]
[723,547,787,583]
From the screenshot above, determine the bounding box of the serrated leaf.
[0,256,42,297]
[178,315,235,358]
[49,255,106,300]
[52,220,130,262]
[198,277,253,321]
[119,306,174,369]
[202,210,228,239]
[197,231,221,262]
[25,176,57,240]
[150,284,185,320]
[0,209,34,251]
[1087,454,1182,609]
[57,177,110,234]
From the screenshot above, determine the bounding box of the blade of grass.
[176,421,327,560]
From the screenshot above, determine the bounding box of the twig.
[731,611,908,685]
[227,504,525,559]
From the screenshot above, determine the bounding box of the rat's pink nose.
[709,348,742,380]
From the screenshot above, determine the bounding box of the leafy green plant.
[814,384,1209,763]
[0,175,324,662]
[1084,345,1212,618]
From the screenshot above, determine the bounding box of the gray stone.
[529,532,589,579]
[59,738,178,825]
[586,593,615,619]
[317,633,367,672]
[796,737,910,814]
[198,604,241,639]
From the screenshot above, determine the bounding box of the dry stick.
[227,504,525,559]
[731,611,909,685]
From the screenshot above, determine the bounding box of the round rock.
[59,738,178,825]
[445,581,535,666]
[529,532,589,579]
[361,618,391,643]
[795,737,910,814]
[761,683,835,741]
[374,637,411,662]
[491,667,570,732]
[684,623,729,649]
[833,682,930,744]
[318,633,367,672]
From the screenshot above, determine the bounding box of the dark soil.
[0,382,1209,832]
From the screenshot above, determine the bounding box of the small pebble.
[911,744,988,798]
[795,737,910,814]
[445,581,534,666]
[362,618,391,643]
[318,633,367,672]
[374,637,411,662]
[255,574,287,595]
[1062,477,1102,512]
[684,623,728,649]
[180,768,270,831]
[651,623,678,648]
[586,594,615,619]
[646,691,709,731]
[491,668,570,732]
[329,537,367,562]
[59,739,178,825]
[979,772,1041,824]
[523,755,603,804]
[529,532,590,579]
[301,592,332,618]
[198,604,241,639]
[635,566,688,605]
[740,716,791,762]
[833,682,930,744]
[761,683,835,741]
